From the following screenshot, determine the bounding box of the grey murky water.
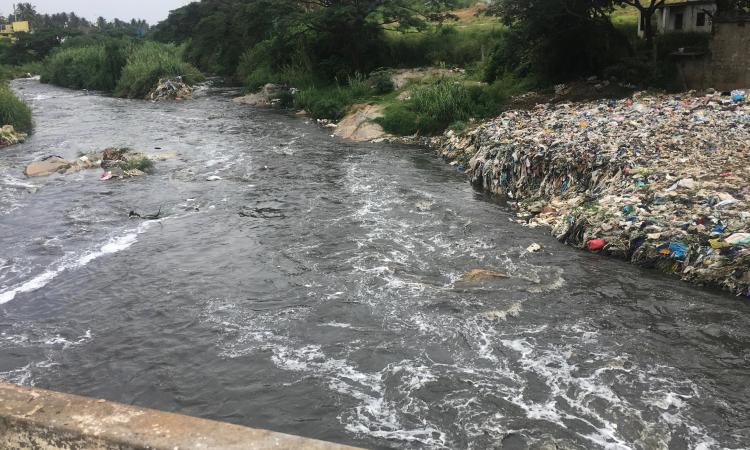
[1,79,748,449]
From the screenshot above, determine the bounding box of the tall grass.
[115,42,204,98]
[377,75,533,136]
[0,84,32,133]
[383,25,507,69]
[41,40,203,98]
[0,63,43,82]
[41,45,119,91]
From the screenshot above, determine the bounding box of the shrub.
[40,38,133,92]
[293,76,374,120]
[369,69,394,95]
[0,85,32,133]
[377,75,529,136]
[115,42,204,98]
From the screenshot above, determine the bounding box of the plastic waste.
[669,242,689,259]
[731,90,746,103]
[527,243,541,253]
[726,233,750,247]
[587,239,605,251]
[434,89,749,294]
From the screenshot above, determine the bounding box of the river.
[0,79,748,449]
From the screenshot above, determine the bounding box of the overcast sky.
[0,0,193,25]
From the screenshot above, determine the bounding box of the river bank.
[3,79,749,449]
[423,90,750,296]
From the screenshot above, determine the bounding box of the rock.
[333,104,388,142]
[233,83,290,107]
[24,157,72,177]
[458,269,510,283]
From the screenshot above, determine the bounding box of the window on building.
[697,12,706,27]
[675,13,684,30]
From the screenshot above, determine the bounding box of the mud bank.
[427,91,750,295]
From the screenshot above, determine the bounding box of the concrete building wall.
[709,20,750,90]
[658,4,716,34]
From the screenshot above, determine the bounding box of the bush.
[369,69,394,95]
[383,25,507,69]
[376,75,529,136]
[114,42,204,98]
[0,85,32,133]
[0,62,43,82]
[293,76,373,120]
[41,39,132,92]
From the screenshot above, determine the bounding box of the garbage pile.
[0,125,27,148]
[147,77,193,101]
[434,91,750,295]
[24,148,155,179]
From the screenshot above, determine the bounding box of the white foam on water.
[320,322,353,329]
[0,221,156,305]
[270,344,447,447]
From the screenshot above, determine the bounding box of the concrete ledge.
[0,383,361,450]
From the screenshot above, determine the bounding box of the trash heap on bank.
[148,77,193,101]
[0,125,26,147]
[434,90,750,295]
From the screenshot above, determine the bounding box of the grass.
[0,84,32,133]
[383,23,507,70]
[40,40,203,98]
[115,42,204,98]
[293,75,375,120]
[41,45,119,91]
[0,62,43,82]
[0,63,39,134]
[376,74,533,136]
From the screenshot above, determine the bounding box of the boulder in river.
[457,269,510,284]
[333,104,388,142]
[233,83,291,107]
[24,156,73,177]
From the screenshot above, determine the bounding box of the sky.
[0,0,193,25]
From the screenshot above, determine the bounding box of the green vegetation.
[377,75,533,136]
[40,39,203,98]
[0,62,38,133]
[115,42,203,98]
[0,84,32,133]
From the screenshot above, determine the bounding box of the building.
[0,21,30,42]
[675,14,750,90]
[638,0,717,37]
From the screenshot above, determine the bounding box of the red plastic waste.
[587,239,606,251]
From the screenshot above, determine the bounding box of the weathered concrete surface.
[0,383,361,450]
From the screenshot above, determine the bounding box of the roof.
[656,0,716,8]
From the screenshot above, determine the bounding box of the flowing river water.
[0,79,748,449]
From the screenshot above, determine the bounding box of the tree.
[486,0,631,81]
[617,0,664,60]
[153,0,460,78]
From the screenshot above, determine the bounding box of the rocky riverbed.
[429,91,750,295]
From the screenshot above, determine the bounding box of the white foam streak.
[0,221,154,305]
